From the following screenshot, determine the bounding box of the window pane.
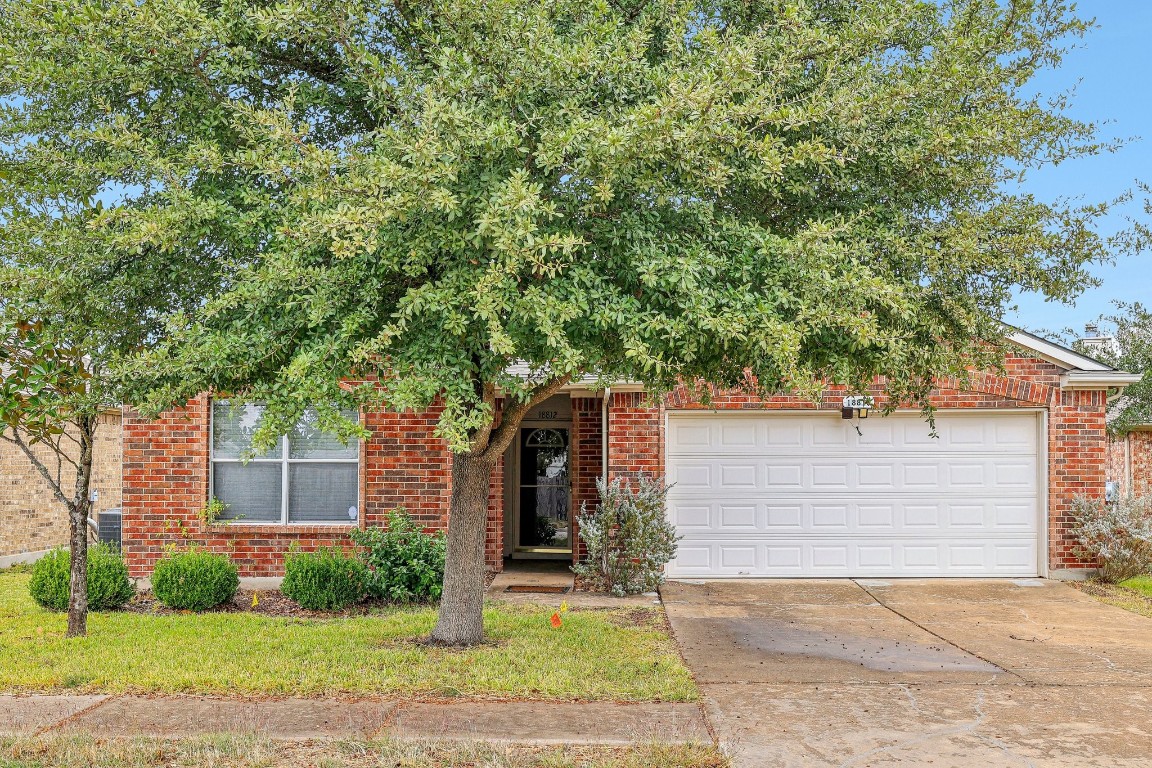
[289,409,359,459]
[213,463,282,522]
[288,463,358,523]
[212,402,282,460]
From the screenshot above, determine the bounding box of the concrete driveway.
[662,579,1152,767]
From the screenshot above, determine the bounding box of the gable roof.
[1007,327,1142,390]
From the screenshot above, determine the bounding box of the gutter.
[1060,371,1144,390]
[601,387,610,482]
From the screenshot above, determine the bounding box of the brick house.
[120,331,1139,581]
[1106,429,1152,498]
[0,410,123,566]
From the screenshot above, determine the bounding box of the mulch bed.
[122,589,426,618]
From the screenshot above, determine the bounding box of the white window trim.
[208,403,360,526]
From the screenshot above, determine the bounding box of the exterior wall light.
[841,395,873,420]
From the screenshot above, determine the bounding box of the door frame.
[510,419,574,559]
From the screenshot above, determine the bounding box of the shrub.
[151,549,239,611]
[350,508,446,602]
[1069,495,1152,583]
[28,544,136,611]
[281,547,367,610]
[572,475,680,596]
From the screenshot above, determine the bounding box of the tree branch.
[7,429,74,508]
[481,374,573,462]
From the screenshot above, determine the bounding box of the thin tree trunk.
[65,416,96,638]
[430,451,496,645]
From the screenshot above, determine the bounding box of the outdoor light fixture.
[841,395,873,420]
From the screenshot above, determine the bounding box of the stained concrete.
[61,695,396,739]
[388,702,711,745]
[0,695,107,735]
[663,578,1152,767]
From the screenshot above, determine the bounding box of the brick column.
[570,396,603,563]
[1048,388,1109,573]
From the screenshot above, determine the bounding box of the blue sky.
[1005,1,1152,337]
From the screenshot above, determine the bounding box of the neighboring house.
[0,410,123,565]
[1106,428,1152,498]
[119,332,1139,581]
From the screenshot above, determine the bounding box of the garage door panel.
[668,456,1038,494]
[667,538,1039,577]
[665,412,1041,578]
[667,413,1040,455]
[668,498,1036,535]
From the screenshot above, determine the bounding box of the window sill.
[204,522,359,535]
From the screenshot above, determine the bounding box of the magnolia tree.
[1,0,1119,644]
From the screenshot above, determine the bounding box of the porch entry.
[509,395,573,558]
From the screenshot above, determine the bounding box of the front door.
[516,426,572,553]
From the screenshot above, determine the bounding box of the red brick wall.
[1107,430,1152,498]
[1048,389,1109,570]
[123,397,505,578]
[614,354,1107,574]
[570,397,603,562]
[606,391,663,485]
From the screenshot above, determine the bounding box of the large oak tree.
[1,0,1116,643]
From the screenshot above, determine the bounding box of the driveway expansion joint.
[851,579,1031,685]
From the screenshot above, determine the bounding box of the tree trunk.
[430,450,496,645]
[66,416,96,639]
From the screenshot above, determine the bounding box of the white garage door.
[665,411,1042,578]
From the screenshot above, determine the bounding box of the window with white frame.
[210,401,359,524]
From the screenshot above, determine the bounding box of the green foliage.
[350,509,446,602]
[199,497,230,526]
[151,549,239,611]
[281,547,368,611]
[0,0,1120,449]
[573,476,680,596]
[1070,495,1152,584]
[28,545,135,612]
[1059,303,1152,436]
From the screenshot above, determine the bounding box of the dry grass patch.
[1072,580,1152,619]
[0,735,726,768]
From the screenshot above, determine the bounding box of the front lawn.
[0,573,695,701]
[1120,575,1152,598]
[0,735,727,768]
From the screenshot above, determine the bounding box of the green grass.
[0,735,727,768]
[1119,575,1152,598]
[0,573,695,701]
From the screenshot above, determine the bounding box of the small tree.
[0,321,103,637]
[573,476,679,596]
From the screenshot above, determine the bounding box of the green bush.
[281,547,367,610]
[350,509,446,602]
[28,544,136,611]
[151,549,239,611]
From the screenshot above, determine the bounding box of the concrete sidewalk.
[0,694,711,746]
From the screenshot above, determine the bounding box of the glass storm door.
[517,427,571,551]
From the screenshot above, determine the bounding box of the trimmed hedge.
[151,549,239,611]
[28,544,135,611]
[282,547,367,611]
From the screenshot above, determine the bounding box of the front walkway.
[0,694,710,745]
[663,578,1152,767]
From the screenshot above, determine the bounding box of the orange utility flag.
[550,612,562,628]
